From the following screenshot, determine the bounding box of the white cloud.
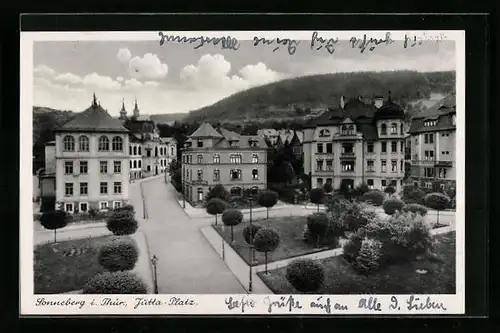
[128,53,168,80]
[82,72,121,90]
[116,76,124,82]
[54,72,83,85]
[117,48,132,63]
[238,62,285,85]
[123,78,143,89]
[34,64,56,79]
[144,81,160,88]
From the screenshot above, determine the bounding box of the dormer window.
[424,120,438,127]
[348,125,355,135]
[341,125,347,135]
[380,124,387,135]
[390,123,398,134]
[319,129,330,137]
[229,139,239,147]
[249,139,258,147]
[197,140,203,148]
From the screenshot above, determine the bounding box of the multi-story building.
[181,123,269,205]
[53,94,130,213]
[408,93,456,190]
[302,95,406,192]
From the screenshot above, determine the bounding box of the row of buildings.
[180,93,456,205]
[37,94,177,213]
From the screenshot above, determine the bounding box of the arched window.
[98,136,109,151]
[133,160,137,169]
[400,123,404,134]
[63,135,75,151]
[213,153,220,164]
[252,169,259,180]
[138,160,142,168]
[78,135,89,151]
[197,154,203,164]
[252,154,259,163]
[380,123,387,135]
[348,124,355,135]
[112,136,123,151]
[213,169,220,181]
[155,147,158,157]
[133,146,137,155]
[130,160,132,168]
[390,123,397,134]
[230,187,242,196]
[341,125,347,135]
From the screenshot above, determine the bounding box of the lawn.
[259,231,456,294]
[34,235,129,294]
[213,216,337,266]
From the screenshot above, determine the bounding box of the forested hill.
[183,70,455,123]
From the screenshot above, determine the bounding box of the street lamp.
[247,194,256,293]
[150,255,159,294]
[221,224,225,260]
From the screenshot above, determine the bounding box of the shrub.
[403,188,426,205]
[82,271,148,294]
[340,201,376,232]
[424,192,451,225]
[257,190,279,219]
[98,238,139,272]
[355,183,370,196]
[360,190,385,206]
[310,188,325,212]
[384,186,396,194]
[206,198,227,225]
[243,224,262,244]
[285,259,325,293]
[222,209,243,242]
[39,210,69,243]
[253,228,281,274]
[382,197,405,215]
[114,204,135,213]
[323,182,333,194]
[205,184,230,202]
[106,210,138,235]
[342,227,367,262]
[306,213,329,247]
[355,237,382,274]
[402,203,428,216]
[399,219,434,256]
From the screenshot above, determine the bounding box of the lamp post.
[150,255,159,294]
[248,194,255,293]
[221,224,225,260]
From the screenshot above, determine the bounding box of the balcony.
[435,161,453,168]
[191,179,208,185]
[366,169,375,173]
[340,152,356,160]
[333,133,359,141]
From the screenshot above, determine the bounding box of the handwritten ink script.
[358,295,448,312]
[158,31,439,55]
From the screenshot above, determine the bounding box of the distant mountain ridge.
[183,70,456,123]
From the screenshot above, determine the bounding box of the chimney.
[340,96,345,109]
[373,96,384,109]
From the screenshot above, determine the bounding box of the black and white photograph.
[20,29,465,315]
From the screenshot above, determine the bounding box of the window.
[429,133,434,143]
[391,160,397,172]
[80,182,88,196]
[64,161,73,175]
[391,141,397,153]
[197,188,204,201]
[316,159,324,171]
[197,169,203,180]
[400,124,404,134]
[326,159,333,171]
[252,154,259,163]
[390,123,397,134]
[230,169,242,180]
[230,154,242,164]
[79,161,88,174]
[170,147,174,155]
[425,150,435,160]
[113,161,122,173]
[146,149,151,157]
[367,160,374,171]
[100,182,108,195]
[65,203,74,213]
[252,169,259,180]
[113,182,122,194]
[400,141,404,152]
[424,168,434,178]
[326,143,333,153]
[341,161,355,171]
[63,136,75,151]
[341,125,347,135]
[113,201,122,209]
[424,120,438,127]
[138,160,142,168]
[367,142,374,153]
[391,180,397,187]
[100,201,109,210]
[380,124,387,135]
[381,142,387,153]
[381,179,387,187]
[129,146,132,155]
[342,143,353,154]
[317,143,323,153]
[65,183,73,196]
[130,160,133,168]
[381,160,387,172]
[319,129,330,137]
[197,140,203,148]
[197,154,203,164]
[100,161,108,174]
[78,136,89,151]
[213,154,220,164]
[424,134,428,143]
[367,179,374,189]
[438,168,447,179]
[138,146,142,155]
[400,160,404,171]
[133,146,137,155]
[326,178,332,184]
[154,147,158,157]
[348,125,355,135]
[111,136,123,151]
[317,178,324,187]
[98,136,109,151]
[213,169,220,181]
[79,202,88,212]
[132,160,137,169]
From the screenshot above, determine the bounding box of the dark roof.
[190,122,223,138]
[375,98,405,119]
[409,93,456,134]
[56,95,129,133]
[358,124,378,140]
[124,119,156,135]
[413,92,456,119]
[213,128,267,149]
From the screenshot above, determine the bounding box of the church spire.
[92,93,98,107]
[119,97,127,120]
[133,96,140,118]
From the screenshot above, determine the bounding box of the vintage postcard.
[20,29,465,315]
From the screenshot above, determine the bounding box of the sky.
[32,35,456,116]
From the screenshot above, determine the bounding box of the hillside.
[149,113,186,124]
[183,71,456,123]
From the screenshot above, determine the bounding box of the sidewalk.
[179,200,295,219]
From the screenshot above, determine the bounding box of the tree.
[355,183,370,196]
[257,190,279,219]
[98,239,139,272]
[382,197,405,215]
[39,210,69,243]
[310,188,325,212]
[83,271,148,294]
[205,184,230,202]
[243,224,262,262]
[206,198,227,225]
[306,213,329,247]
[106,209,138,236]
[253,228,281,274]
[384,186,396,195]
[323,182,333,194]
[285,259,325,293]
[424,193,451,226]
[222,209,243,242]
[355,237,382,274]
[360,190,385,206]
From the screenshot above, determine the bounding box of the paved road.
[132,178,246,294]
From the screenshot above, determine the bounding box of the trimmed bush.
[310,188,325,212]
[107,210,138,235]
[403,188,426,204]
[82,271,147,294]
[360,190,385,206]
[39,210,69,243]
[257,190,279,219]
[306,213,329,247]
[40,196,56,213]
[285,259,325,293]
[243,224,262,244]
[424,192,451,225]
[222,209,243,242]
[382,197,405,215]
[205,184,230,202]
[254,228,281,274]
[355,237,382,274]
[340,201,377,232]
[402,203,428,216]
[206,198,227,225]
[98,238,139,272]
[355,183,370,196]
[384,186,396,195]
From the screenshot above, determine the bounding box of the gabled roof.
[413,92,456,119]
[212,128,268,149]
[409,93,456,134]
[190,122,223,139]
[56,95,129,133]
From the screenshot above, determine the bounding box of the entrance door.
[341,178,355,190]
[155,166,158,175]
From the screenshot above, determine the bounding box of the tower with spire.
[133,97,140,119]
[119,98,127,121]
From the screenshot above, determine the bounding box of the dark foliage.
[359,190,385,206]
[306,213,329,246]
[98,239,139,272]
[382,197,405,215]
[285,259,325,292]
[243,224,262,244]
[253,228,281,253]
[39,210,69,231]
[106,210,138,235]
[82,271,148,294]
[205,184,230,202]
